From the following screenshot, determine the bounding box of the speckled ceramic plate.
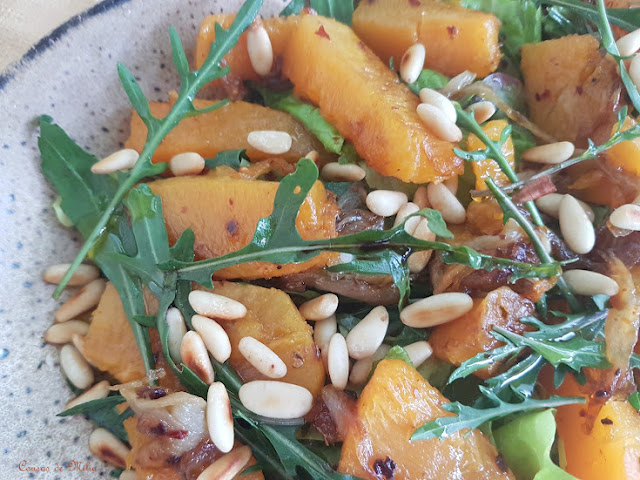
[0,0,284,476]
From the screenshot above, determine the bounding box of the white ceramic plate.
[0,0,284,476]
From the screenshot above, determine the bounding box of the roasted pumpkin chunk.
[339,359,513,479]
[202,281,325,397]
[521,35,622,146]
[148,173,338,279]
[81,283,181,390]
[283,15,463,184]
[429,287,534,378]
[125,100,326,164]
[353,0,501,77]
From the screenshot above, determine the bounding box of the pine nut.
[630,54,640,90]
[403,341,433,367]
[400,292,474,328]
[169,152,205,176]
[400,43,426,84]
[239,380,313,419]
[247,24,273,76]
[165,307,187,363]
[188,291,247,321]
[427,182,466,224]
[522,141,575,165]
[89,428,130,469]
[419,88,456,123]
[299,293,339,321]
[616,27,640,57]
[416,103,463,143]
[192,315,232,363]
[366,190,408,217]
[180,331,215,385]
[119,471,137,480]
[328,333,349,390]
[441,70,477,98]
[44,320,89,344]
[407,218,436,273]
[70,333,93,366]
[206,382,234,453]
[610,203,640,231]
[314,315,337,351]
[346,306,389,360]
[466,101,496,124]
[559,194,595,254]
[563,270,620,296]
[55,278,106,323]
[413,185,430,209]
[444,176,458,195]
[321,162,366,182]
[348,344,391,385]
[393,202,420,228]
[43,263,100,287]
[305,150,320,162]
[65,380,110,410]
[238,336,287,378]
[60,344,94,390]
[536,193,594,221]
[247,130,292,155]
[91,149,139,174]
[196,446,252,480]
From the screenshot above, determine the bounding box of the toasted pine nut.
[169,152,205,176]
[180,331,215,385]
[247,130,292,155]
[366,190,408,217]
[42,263,100,287]
[444,176,458,195]
[466,101,496,124]
[441,70,477,98]
[165,307,187,363]
[522,141,575,165]
[610,204,640,231]
[403,341,433,367]
[416,103,463,143]
[563,270,619,296]
[60,344,94,390]
[616,27,640,57]
[321,162,366,182]
[299,293,339,321]
[393,202,420,228]
[427,182,466,224]
[247,24,274,76]
[89,428,130,469]
[536,193,594,222]
[188,291,247,321]
[407,218,436,273]
[55,278,106,323]
[196,446,252,480]
[348,344,391,385]
[305,150,320,162]
[44,320,89,344]
[419,88,456,123]
[328,333,349,390]
[65,380,110,410]
[346,306,389,360]
[70,334,93,366]
[314,315,337,352]
[206,382,234,453]
[400,293,474,328]
[559,195,595,254]
[239,380,313,419]
[238,336,287,378]
[630,54,640,90]
[413,185,430,209]
[91,149,139,174]
[400,43,426,84]
[192,315,232,363]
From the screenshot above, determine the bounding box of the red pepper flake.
[166,429,189,439]
[535,89,551,101]
[409,0,422,6]
[512,176,557,204]
[447,25,459,38]
[315,25,330,40]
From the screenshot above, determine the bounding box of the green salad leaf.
[407,69,450,94]
[281,0,354,25]
[58,396,133,443]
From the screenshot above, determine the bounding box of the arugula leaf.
[629,391,640,411]
[411,388,583,440]
[58,396,133,443]
[493,409,579,480]
[310,0,354,25]
[170,159,562,288]
[541,0,640,32]
[257,88,344,154]
[281,0,305,16]
[407,69,450,95]
[204,149,250,170]
[49,0,263,296]
[382,345,413,366]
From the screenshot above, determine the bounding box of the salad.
[39,0,640,479]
